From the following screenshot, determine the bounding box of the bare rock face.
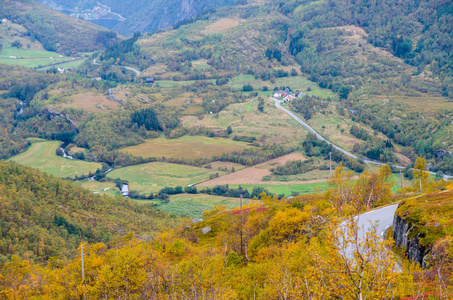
[393,215,428,268]
[202,226,211,234]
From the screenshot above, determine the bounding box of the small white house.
[2,19,8,25]
[57,67,65,74]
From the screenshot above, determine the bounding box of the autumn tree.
[413,157,429,191]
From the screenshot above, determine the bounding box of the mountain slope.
[0,0,121,55]
[0,160,177,263]
[36,0,239,36]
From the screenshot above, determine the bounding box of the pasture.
[228,182,330,197]
[201,18,242,35]
[180,98,309,147]
[227,74,333,98]
[158,79,216,87]
[106,162,226,194]
[120,135,251,160]
[40,58,86,70]
[371,95,453,116]
[8,140,102,178]
[0,56,72,68]
[65,93,120,112]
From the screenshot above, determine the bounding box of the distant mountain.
[36,0,239,36]
[0,0,121,55]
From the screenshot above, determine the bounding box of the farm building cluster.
[273,90,307,102]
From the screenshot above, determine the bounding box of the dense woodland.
[1,0,453,297]
[0,161,177,265]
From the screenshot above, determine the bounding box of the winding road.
[272,97,453,179]
[339,204,399,246]
[92,58,141,75]
[337,204,401,270]
[124,66,141,76]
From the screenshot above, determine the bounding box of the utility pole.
[81,244,85,282]
[329,151,332,176]
[240,194,243,257]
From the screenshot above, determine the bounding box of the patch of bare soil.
[197,152,310,186]
[395,153,412,167]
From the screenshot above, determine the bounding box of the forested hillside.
[0,160,177,264]
[281,0,453,97]
[1,166,452,299]
[0,0,121,54]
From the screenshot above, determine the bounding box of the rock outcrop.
[393,215,428,268]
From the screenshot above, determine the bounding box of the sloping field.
[120,135,251,160]
[107,162,226,194]
[66,93,120,112]
[152,193,252,218]
[8,140,102,178]
[201,18,242,35]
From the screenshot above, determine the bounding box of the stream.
[17,101,24,116]
[60,147,73,159]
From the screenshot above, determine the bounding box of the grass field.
[78,180,120,197]
[181,98,309,147]
[229,182,330,196]
[227,74,333,98]
[0,56,72,68]
[0,44,61,58]
[107,162,226,194]
[158,79,216,87]
[8,140,102,178]
[0,38,74,68]
[40,59,86,70]
[120,135,251,160]
[64,93,120,112]
[201,18,242,35]
[133,193,252,218]
[371,95,453,116]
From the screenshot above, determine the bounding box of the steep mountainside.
[0,0,121,55]
[36,0,239,36]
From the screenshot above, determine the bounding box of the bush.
[242,84,254,92]
[12,40,22,48]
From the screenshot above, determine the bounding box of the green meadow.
[107,162,226,194]
[8,140,102,178]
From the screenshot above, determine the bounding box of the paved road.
[272,97,453,179]
[124,66,141,75]
[338,204,399,265]
[92,59,141,75]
